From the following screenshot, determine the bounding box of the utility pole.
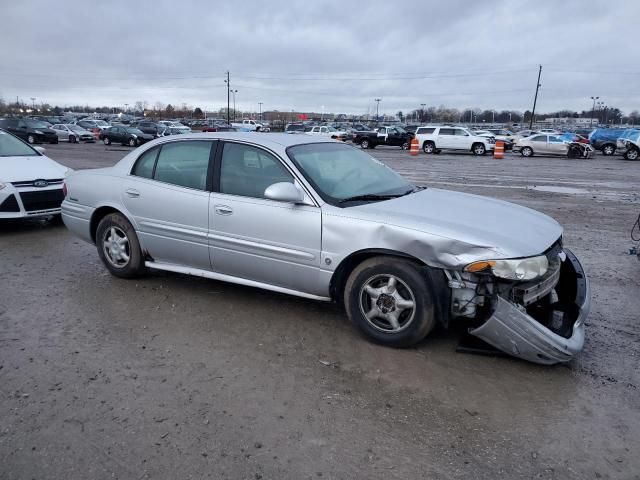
[224,71,230,124]
[374,98,381,125]
[30,97,36,111]
[590,96,599,127]
[420,103,426,123]
[232,90,238,122]
[529,65,542,130]
[258,102,263,122]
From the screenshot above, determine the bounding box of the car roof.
[158,132,335,148]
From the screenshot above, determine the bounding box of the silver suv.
[415,126,495,155]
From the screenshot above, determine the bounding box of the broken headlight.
[465,255,549,281]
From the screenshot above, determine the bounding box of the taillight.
[63,182,68,197]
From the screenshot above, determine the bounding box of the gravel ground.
[1,141,639,480]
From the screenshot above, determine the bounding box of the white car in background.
[306,125,348,141]
[158,121,191,133]
[0,129,71,219]
[414,126,495,155]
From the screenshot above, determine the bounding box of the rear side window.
[416,127,435,135]
[154,141,213,190]
[530,135,547,142]
[132,147,159,178]
[439,128,455,135]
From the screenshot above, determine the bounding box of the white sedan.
[0,129,70,219]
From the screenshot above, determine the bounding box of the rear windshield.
[0,130,40,157]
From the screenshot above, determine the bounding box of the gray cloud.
[1,0,639,115]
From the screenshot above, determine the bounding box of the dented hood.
[332,188,562,263]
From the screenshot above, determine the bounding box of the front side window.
[153,141,213,190]
[219,142,293,199]
[439,128,455,135]
[287,142,411,205]
[0,130,40,157]
[416,127,435,135]
[454,129,468,136]
[132,147,159,179]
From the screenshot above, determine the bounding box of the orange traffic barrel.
[410,137,419,156]
[494,140,504,159]
[92,128,100,140]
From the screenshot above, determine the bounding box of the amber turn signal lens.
[465,260,496,272]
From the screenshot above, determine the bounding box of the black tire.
[69,135,76,144]
[103,137,111,145]
[128,137,137,147]
[472,143,486,156]
[344,256,436,348]
[624,147,639,161]
[601,144,616,156]
[401,141,409,150]
[51,138,58,144]
[521,146,533,157]
[423,141,435,154]
[95,213,146,279]
[27,135,36,144]
[361,139,370,149]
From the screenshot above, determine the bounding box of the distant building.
[543,117,598,126]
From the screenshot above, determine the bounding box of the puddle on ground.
[526,185,589,194]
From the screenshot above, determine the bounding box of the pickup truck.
[231,119,266,131]
[306,125,348,141]
[352,126,412,149]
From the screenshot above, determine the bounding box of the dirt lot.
[1,141,639,479]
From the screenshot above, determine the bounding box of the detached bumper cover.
[469,249,589,365]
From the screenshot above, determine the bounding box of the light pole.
[224,72,230,124]
[420,103,426,123]
[374,98,381,125]
[258,102,263,122]
[231,90,238,122]
[124,103,129,115]
[30,97,36,111]
[590,96,599,126]
[596,101,604,125]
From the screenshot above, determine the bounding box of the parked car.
[157,121,191,133]
[512,130,540,142]
[133,120,165,137]
[50,124,96,143]
[414,126,494,155]
[100,126,154,146]
[201,123,238,133]
[0,128,70,219]
[589,128,627,155]
[514,134,594,158]
[306,125,348,141]
[0,117,58,144]
[616,129,640,153]
[61,133,589,365]
[620,130,640,160]
[474,130,513,151]
[352,126,413,149]
[231,119,264,131]
[284,123,307,134]
[76,119,111,131]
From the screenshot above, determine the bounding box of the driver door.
[209,141,322,294]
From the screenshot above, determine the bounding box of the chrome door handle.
[125,189,140,198]
[215,205,233,215]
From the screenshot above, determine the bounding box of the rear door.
[529,135,548,154]
[121,140,216,270]
[548,135,568,155]
[209,141,322,294]
[437,127,456,149]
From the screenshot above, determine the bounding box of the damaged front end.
[447,244,590,365]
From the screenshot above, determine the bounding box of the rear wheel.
[96,213,145,278]
[423,141,435,154]
[624,147,639,161]
[128,137,137,147]
[602,144,616,156]
[521,146,533,157]
[361,139,370,149]
[27,134,36,144]
[69,135,76,144]
[401,141,409,150]
[344,257,436,348]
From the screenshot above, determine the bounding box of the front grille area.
[512,260,562,306]
[0,194,20,212]
[12,178,63,188]
[18,189,64,212]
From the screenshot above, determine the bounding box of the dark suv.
[133,120,165,137]
[0,117,58,144]
[100,126,154,147]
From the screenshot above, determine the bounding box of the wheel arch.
[90,205,136,244]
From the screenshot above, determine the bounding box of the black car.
[133,120,165,137]
[100,126,154,147]
[0,117,58,144]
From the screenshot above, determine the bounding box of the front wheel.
[401,141,409,150]
[472,143,486,156]
[96,213,145,278]
[602,144,616,156]
[103,137,111,145]
[423,141,435,154]
[521,146,533,157]
[360,139,370,149]
[344,257,436,348]
[128,137,137,147]
[69,135,76,144]
[27,135,36,144]
[624,147,639,161]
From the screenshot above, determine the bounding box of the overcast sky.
[1,0,639,115]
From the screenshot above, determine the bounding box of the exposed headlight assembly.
[465,255,549,281]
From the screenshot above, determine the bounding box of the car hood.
[346,188,562,260]
[0,155,68,182]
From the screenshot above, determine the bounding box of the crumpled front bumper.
[469,249,590,365]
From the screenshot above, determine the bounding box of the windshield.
[25,120,50,128]
[287,142,412,205]
[94,120,109,126]
[0,130,40,157]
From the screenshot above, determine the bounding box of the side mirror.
[264,182,304,203]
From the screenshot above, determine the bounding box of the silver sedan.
[51,124,96,143]
[61,133,589,364]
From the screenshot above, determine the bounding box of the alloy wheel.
[358,274,416,333]
[102,226,130,267]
